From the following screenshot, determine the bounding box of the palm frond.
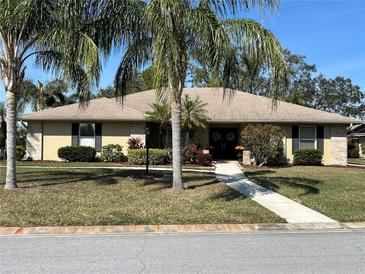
[114,37,152,99]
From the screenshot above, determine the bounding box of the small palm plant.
[145,99,171,148]
[182,94,210,143]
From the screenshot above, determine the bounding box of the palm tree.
[109,0,288,190]
[0,0,100,189]
[182,94,210,143]
[22,79,77,111]
[145,99,171,148]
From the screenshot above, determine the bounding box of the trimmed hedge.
[58,146,96,162]
[100,144,126,162]
[293,149,322,166]
[16,146,26,161]
[127,148,172,165]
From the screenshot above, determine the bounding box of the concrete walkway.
[215,161,337,224]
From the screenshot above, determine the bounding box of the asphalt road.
[1,230,364,274]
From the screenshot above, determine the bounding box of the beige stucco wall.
[26,121,43,160]
[102,122,145,154]
[43,122,71,160]
[330,125,347,166]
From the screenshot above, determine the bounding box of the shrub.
[293,149,322,166]
[100,144,126,162]
[58,146,96,162]
[241,124,285,166]
[127,148,172,165]
[184,143,199,163]
[196,150,213,166]
[16,146,26,161]
[348,139,360,158]
[127,137,144,149]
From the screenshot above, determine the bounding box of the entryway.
[209,127,238,159]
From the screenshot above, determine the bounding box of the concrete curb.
[1,223,365,235]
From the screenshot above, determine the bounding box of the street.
[1,230,364,273]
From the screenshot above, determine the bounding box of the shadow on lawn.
[5,169,162,188]
[245,170,323,196]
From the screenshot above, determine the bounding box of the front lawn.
[348,158,365,165]
[0,168,283,226]
[0,161,215,170]
[245,166,365,222]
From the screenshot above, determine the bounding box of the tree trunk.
[171,99,183,190]
[5,91,17,189]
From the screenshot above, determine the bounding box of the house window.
[79,123,95,148]
[299,126,316,149]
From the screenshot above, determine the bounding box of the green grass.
[348,158,365,165]
[0,168,283,226]
[0,161,215,170]
[245,166,365,222]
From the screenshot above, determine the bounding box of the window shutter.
[317,125,324,154]
[292,125,299,152]
[95,123,102,152]
[72,123,79,147]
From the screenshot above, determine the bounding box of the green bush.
[348,139,360,158]
[293,149,323,166]
[58,146,96,162]
[127,148,172,165]
[241,124,285,166]
[100,144,126,162]
[16,146,26,161]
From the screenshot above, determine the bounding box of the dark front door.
[209,127,238,159]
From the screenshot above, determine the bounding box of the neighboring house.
[348,123,365,156]
[20,88,360,166]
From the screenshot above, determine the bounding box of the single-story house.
[20,88,361,166]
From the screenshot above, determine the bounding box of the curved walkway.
[215,161,337,224]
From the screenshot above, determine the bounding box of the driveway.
[1,230,364,273]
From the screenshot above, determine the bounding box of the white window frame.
[299,125,317,150]
[79,123,96,148]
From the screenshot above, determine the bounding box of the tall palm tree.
[182,94,210,143]
[22,79,77,111]
[0,0,100,189]
[109,0,288,190]
[145,99,171,148]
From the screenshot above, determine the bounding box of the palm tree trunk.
[171,99,183,190]
[5,90,17,189]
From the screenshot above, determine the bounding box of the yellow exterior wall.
[102,122,131,155]
[284,125,294,163]
[323,125,332,165]
[43,122,71,160]
[102,122,145,154]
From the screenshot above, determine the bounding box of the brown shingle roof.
[19,88,361,124]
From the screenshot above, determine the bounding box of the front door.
[209,128,238,159]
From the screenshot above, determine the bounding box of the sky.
[1,0,365,104]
